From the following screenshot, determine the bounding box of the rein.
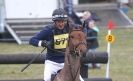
[69,39,87,56]
[47,41,86,55]
[74,41,87,52]
[67,50,81,81]
[47,46,65,53]
[47,40,86,55]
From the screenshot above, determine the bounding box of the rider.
[29,8,84,81]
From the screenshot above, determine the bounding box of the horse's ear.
[82,21,86,29]
[69,24,83,33]
[73,24,82,30]
[75,25,83,31]
[79,25,84,30]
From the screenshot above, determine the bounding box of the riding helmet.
[52,8,68,21]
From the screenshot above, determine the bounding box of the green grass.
[0,28,133,81]
[0,43,44,80]
[0,43,43,54]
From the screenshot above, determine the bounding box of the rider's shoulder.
[42,24,54,30]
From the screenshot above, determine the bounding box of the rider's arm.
[29,26,51,47]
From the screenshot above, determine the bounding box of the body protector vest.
[47,24,69,56]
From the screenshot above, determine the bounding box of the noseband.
[70,41,86,56]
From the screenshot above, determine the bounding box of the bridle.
[66,31,87,81]
[69,41,86,56]
[68,29,87,56]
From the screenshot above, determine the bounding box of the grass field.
[0,5,133,81]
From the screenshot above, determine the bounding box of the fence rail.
[0,52,108,64]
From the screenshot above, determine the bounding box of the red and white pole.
[105,20,115,78]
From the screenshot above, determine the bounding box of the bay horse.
[52,26,87,81]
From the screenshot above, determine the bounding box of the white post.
[106,30,111,78]
[0,0,5,33]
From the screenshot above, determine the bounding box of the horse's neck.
[65,47,81,64]
[53,47,81,81]
[62,47,81,80]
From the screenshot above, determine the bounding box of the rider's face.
[54,20,66,29]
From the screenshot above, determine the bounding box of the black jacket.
[85,28,99,49]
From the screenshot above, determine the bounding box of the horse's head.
[68,25,87,56]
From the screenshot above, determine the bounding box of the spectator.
[84,20,100,68]
[117,0,129,14]
[80,11,100,78]
[80,11,94,78]
[82,11,92,21]
[62,0,82,24]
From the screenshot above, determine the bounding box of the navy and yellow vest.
[47,24,70,63]
[29,23,70,63]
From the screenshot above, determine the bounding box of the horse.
[52,26,87,81]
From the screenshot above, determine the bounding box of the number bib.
[54,33,69,49]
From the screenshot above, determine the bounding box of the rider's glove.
[41,40,48,47]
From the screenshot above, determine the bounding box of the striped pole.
[105,20,115,78]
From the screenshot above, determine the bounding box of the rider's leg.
[43,60,64,81]
[80,75,84,81]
